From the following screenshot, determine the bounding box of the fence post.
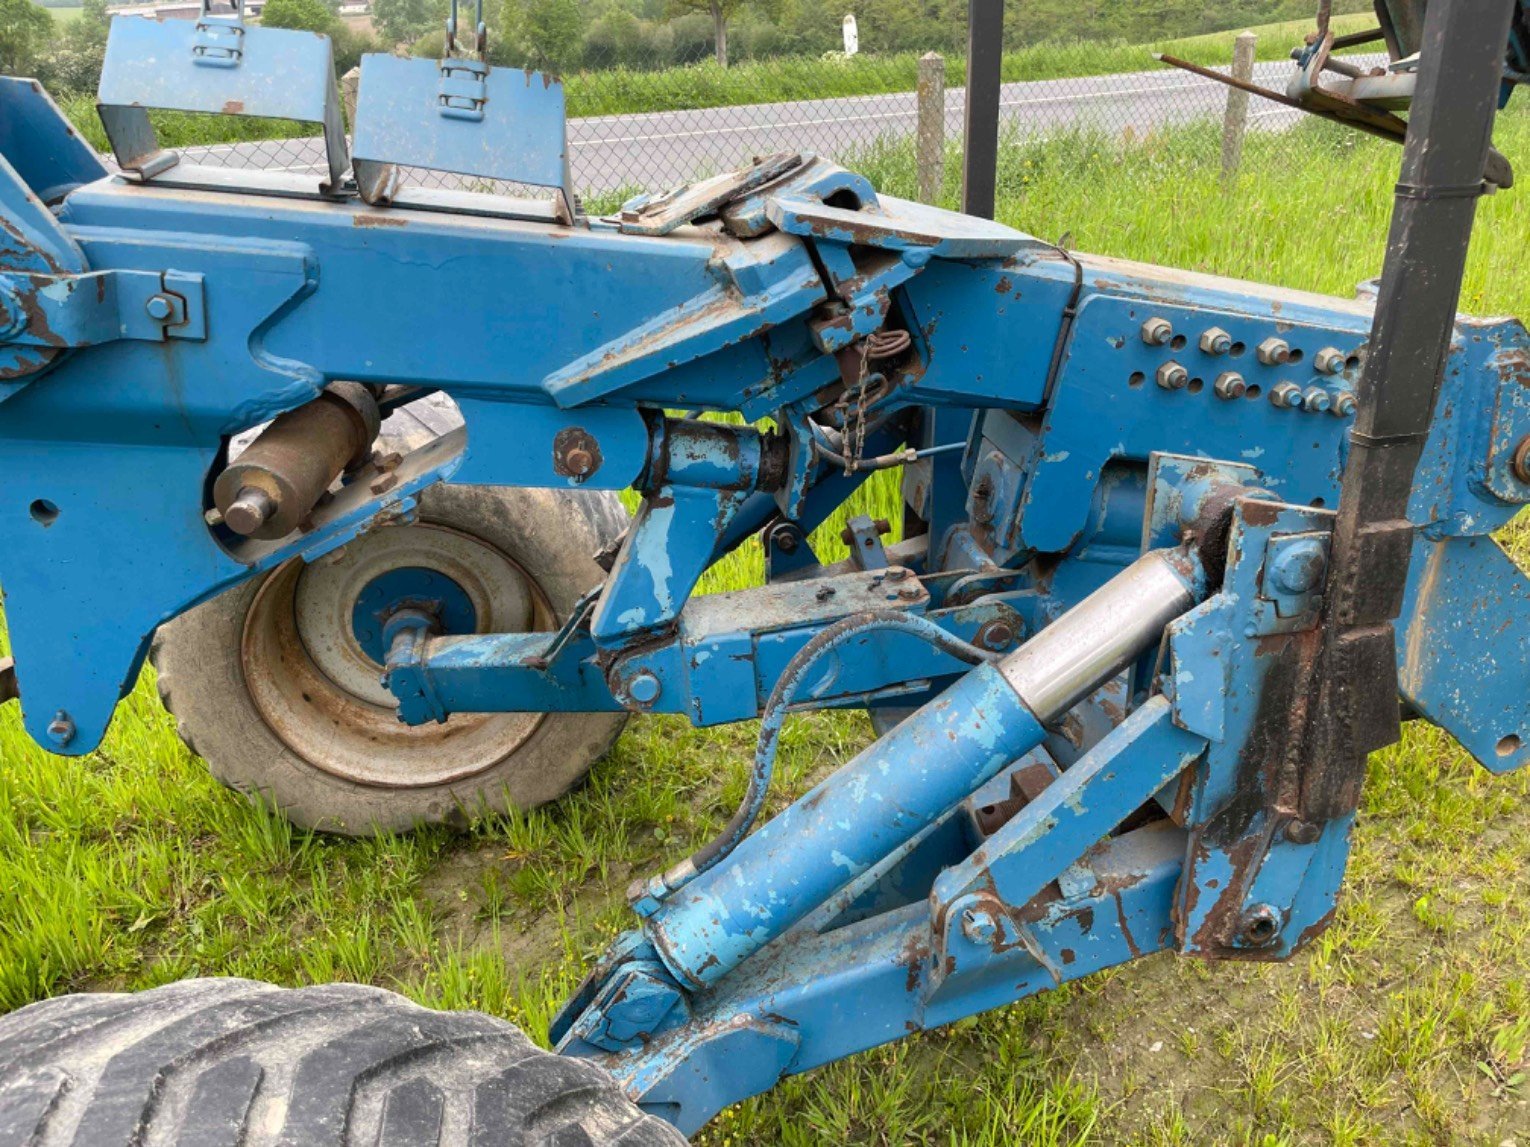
[1221,32,1257,181]
[917,52,946,203]
[962,0,1004,218]
[341,66,361,129]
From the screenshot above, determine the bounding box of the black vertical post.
[1301,0,1516,821]
[962,0,1004,218]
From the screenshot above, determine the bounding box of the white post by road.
[917,52,946,202]
[843,15,859,56]
[1221,32,1257,181]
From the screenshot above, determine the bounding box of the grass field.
[2,108,1529,1143]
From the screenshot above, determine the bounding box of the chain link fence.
[29,3,1387,206]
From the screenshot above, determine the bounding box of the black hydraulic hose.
[651,610,999,898]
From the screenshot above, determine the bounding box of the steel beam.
[1305,0,1519,819]
[961,0,1004,218]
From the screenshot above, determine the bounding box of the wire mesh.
[15,5,1395,206]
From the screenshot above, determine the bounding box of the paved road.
[181,57,1377,197]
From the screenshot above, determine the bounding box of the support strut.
[1301,0,1519,820]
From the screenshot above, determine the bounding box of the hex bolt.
[1257,337,1292,366]
[1270,538,1327,595]
[768,522,801,555]
[960,906,999,945]
[626,671,662,706]
[1284,819,1322,845]
[1330,391,1358,418]
[564,448,596,477]
[1199,327,1233,355]
[1301,386,1332,414]
[46,711,76,749]
[1238,903,1283,948]
[144,293,175,322]
[1511,435,1530,484]
[1156,361,1189,390]
[1270,382,1304,409]
[1314,347,1347,376]
[897,583,923,602]
[1140,317,1174,346]
[1213,371,1247,400]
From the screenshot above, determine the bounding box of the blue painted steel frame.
[1,37,1528,1134]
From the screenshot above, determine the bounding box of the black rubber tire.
[152,482,629,836]
[0,978,686,1146]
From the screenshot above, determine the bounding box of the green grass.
[559,14,1378,119]
[3,108,1530,1143]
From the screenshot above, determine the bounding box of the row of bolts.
[1141,316,1358,417]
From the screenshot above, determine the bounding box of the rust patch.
[353,213,409,228]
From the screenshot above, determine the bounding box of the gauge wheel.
[0,978,686,1146]
[152,483,629,835]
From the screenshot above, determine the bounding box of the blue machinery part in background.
[0,0,1527,1135]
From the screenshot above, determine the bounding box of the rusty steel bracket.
[0,658,16,707]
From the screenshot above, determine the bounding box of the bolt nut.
[1314,347,1347,376]
[1141,317,1174,346]
[1511,435,1530,484]
[1284,818,1322,845]
[897,583,923,602]
[46,711,76,748]
[563,448,596,477]
[626,670,662,706]
[1330,391,1357,418]
[1257,337,1292,366]
[1270,539,1327,595]
[1199,327,1233,355]
[769,524,800,554]
[1301,387,1332,414]
[1270,382,1304,409]
[1156,361,1189,390]
[1213,371,1247,400]
[144,293,174,321]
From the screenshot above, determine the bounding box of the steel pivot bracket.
[96,0,349,196]
[0,269,206,349]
